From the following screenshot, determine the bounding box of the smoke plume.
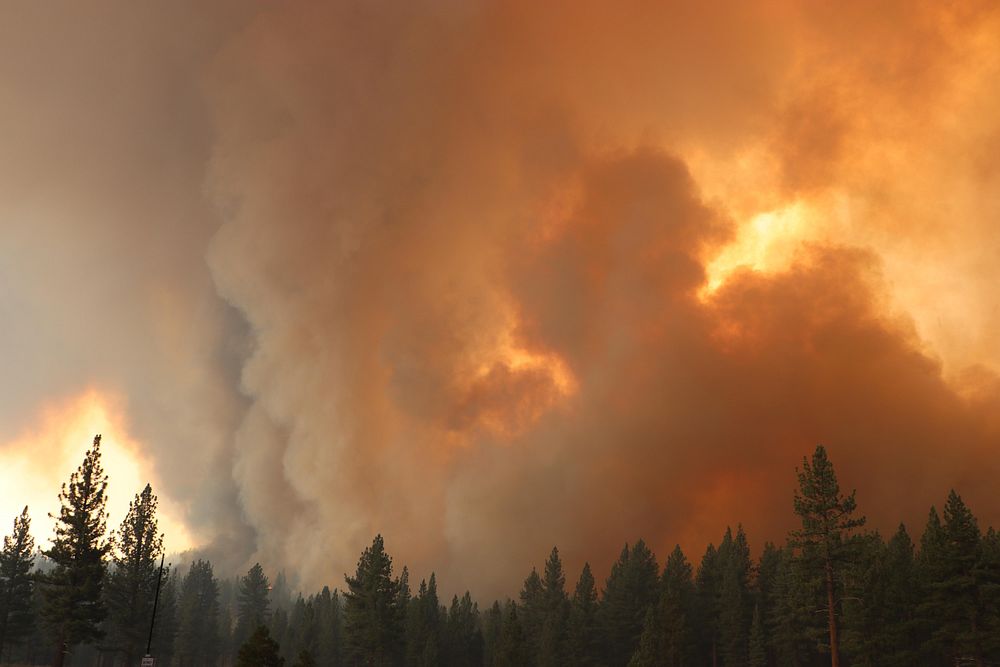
[2,1,999,596]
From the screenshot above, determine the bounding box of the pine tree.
[344,534,403,665]
[0,506,35,657]
[406,575,442,666]
[790,445,865,667]
[599,540,659,666]
[519,567,544,663]
[444,591,482,665]
[979,528,1000,662]
[293,648,317,667]
[397,566,411,645]
[694,543,720,666]
[754,542,781,665]
[105,483,164,665]
[174,559,221,666]
[880,524,918,665]
[767,546,821,666]
[566,563,600,665]
[718,527,752,667]
[628,607,662,667]
[235,562,271,649]
[495,602,528,667]
[317,586,344,666]
[747,604,765,667]
[41,434,112,667]
[149,570,178,665]
[538,547,569,666]
[921,491,993,663]
[237,624,284,666]
[482,601,503,667]
[660,545,695,666]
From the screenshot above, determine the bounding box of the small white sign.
[141,657,155,667]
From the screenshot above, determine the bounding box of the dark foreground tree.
[790,445,865,667]
[105,483,164,665]
[566,563,600,665]
[174,559,221,666]
[237,624,284,667]
[236,562,271,649]
[41,434,112,667]
[344,534,403,665]
[0,506,35,656]
[599,540,659,666]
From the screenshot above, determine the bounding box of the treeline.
[1,439,999,666]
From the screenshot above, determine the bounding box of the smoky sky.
[2,0,999,597]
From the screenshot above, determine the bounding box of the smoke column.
[2,1,999,596]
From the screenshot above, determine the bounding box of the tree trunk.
[52,639,67,667]
[825,561,839,667]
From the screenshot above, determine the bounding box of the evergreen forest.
[1,436,999,666]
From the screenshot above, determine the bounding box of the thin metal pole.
[146,553,166,656]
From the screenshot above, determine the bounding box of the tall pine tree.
[174,559,221,666]
[41,434,112,667]
[105,483,165,665]
[599,540,659,666]
[235,562,271,649]
[0,506,35,657]
[790,445,865,667]
[538,547,569,666]
[344,534,403,665]
[566,563,600,665]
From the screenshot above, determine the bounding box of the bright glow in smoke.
[0,389,194,552]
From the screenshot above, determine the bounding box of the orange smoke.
[194,0,1000,596]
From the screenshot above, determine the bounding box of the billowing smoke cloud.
[203,1,1000,595]
[3,1,1000,597]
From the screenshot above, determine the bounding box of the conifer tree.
[628,607,662,667]
[444,591,482,665]
[0,506,35,657]
[880,524,919,665]
[538,547,569,666]
[717,527,752,667]
[237,624,284,666]
[344,534,403,665]
[174,559,221,666]
[694,542,721,666]
[915,505,947,662]
[566,563,600,665]
[754,541,781,664]
[150,571,178,665]
[599,540,659,666]
[317,586,344,666]
[406,575,442,666]
[495,602,528,667]
[397,566,411,641]
[747,604,765,667]
[660,545,695,666]
[979,528,1000,661]
[790,445,865,667]
[235,562,271,648]
[767,547,820,666]
[921,491,995,663]
[519,567,544,662]
[482,601,503,667]
[105,483,164,665]
[41,434,112,667]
